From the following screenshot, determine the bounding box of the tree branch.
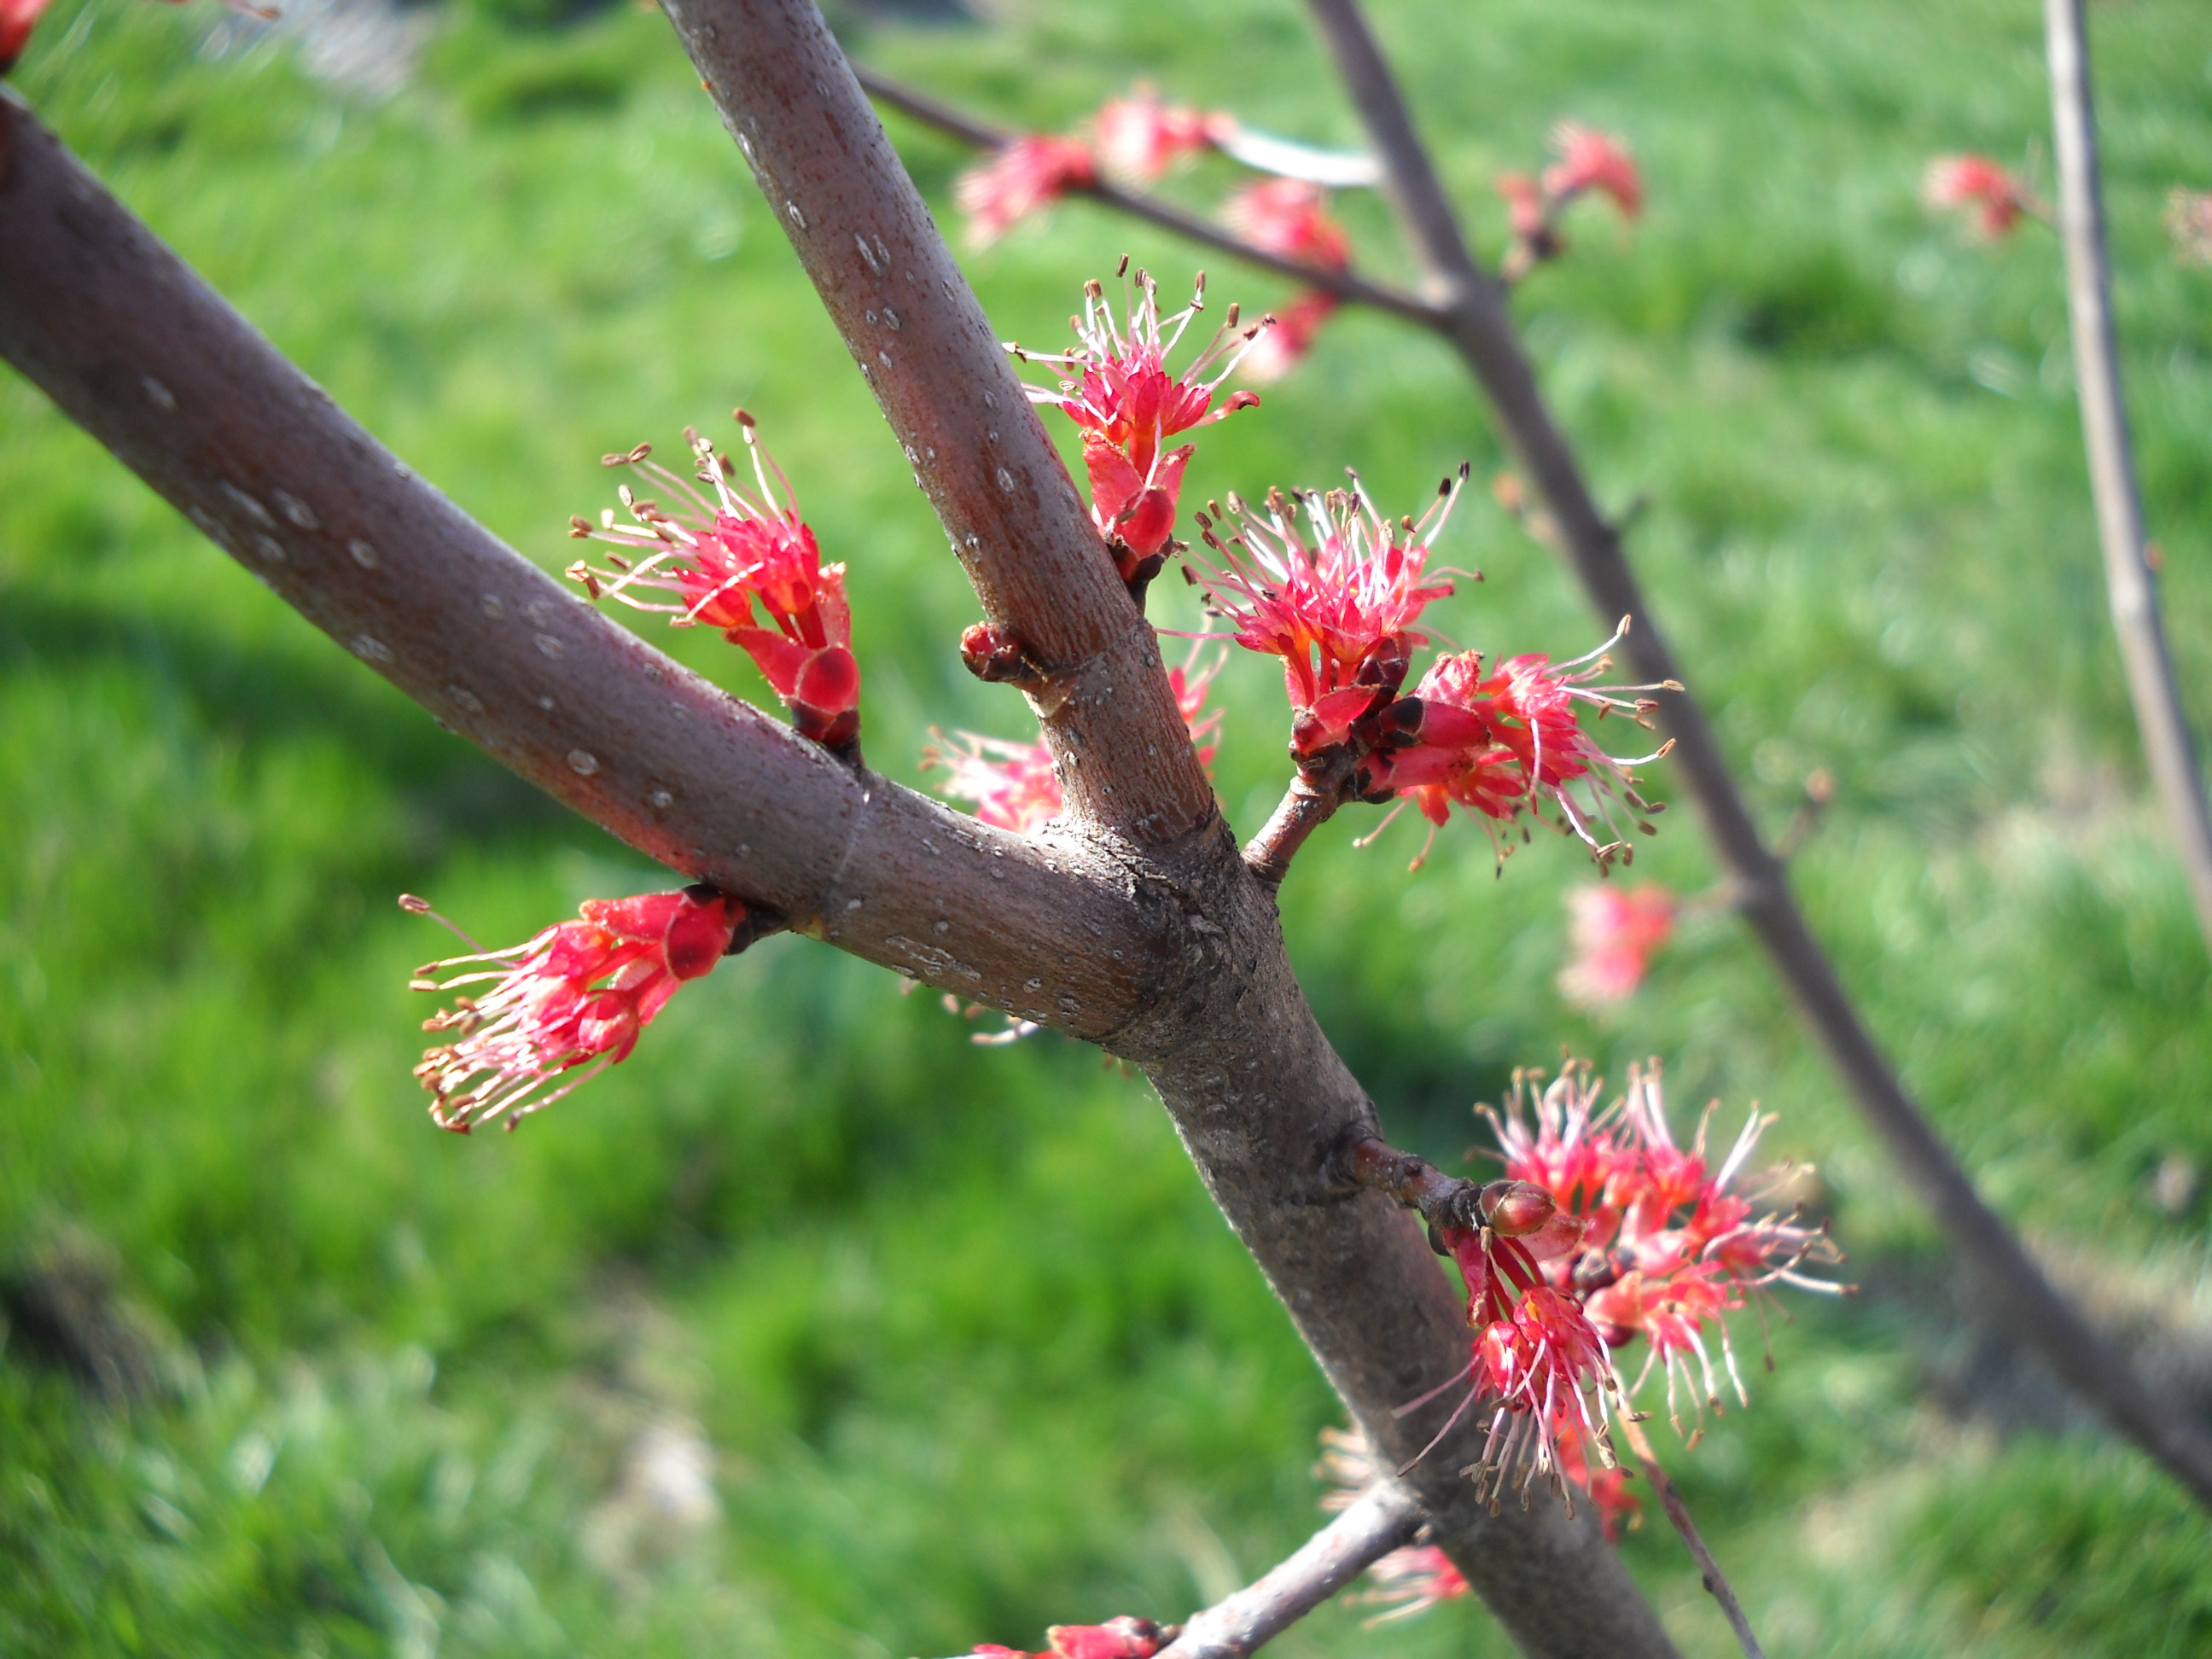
[0,90,1172,1045]
[1155,1481,1422,1659]
[1297,0,2212,1512]
[849,63,1442,328]
[657,0,1212,845]
[661,8,1680,1650]
[2042,0,2212,951]
[0,45,1684,1659]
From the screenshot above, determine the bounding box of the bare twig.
[851,63,1441,327]
[1615,1415,1767,1659]
[2043,0,2212,950]
[1156,1481,1423,1659]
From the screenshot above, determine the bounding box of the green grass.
[3,0,2212,1654]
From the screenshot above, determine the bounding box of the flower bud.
[1479,1179,1556,1237]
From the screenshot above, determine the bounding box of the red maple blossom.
[407,888,748,1132]
[569,416,859,754]
[1021,269,1264,587]
[956,135,1098,246]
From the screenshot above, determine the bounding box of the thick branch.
[1299,0,2212,1510]
[0,92,1172,1044]
[850,64,1441,328]
[2043,0,2212,950]
[1156,1481,1421,1659]
[658,0,1211,844]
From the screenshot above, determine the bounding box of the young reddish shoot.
[1497,123,1641,279]
[1923,154,2040,238]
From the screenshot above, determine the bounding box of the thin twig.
[1615,1415,1767,1659]
[850,63,1442,327]
[1155,1482,1423,1659]
[1337,1135,1484,1237]
[2043,0,2212,951]
[1242,752,1360,887]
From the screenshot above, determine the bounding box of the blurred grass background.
[3,0,2212,1653]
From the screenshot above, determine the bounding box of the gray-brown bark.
[0,26,1680,1659]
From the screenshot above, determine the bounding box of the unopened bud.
[1479,1179,1556,1237]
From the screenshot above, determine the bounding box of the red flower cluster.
[1223,180,1353,381]
[1558,882,1676,1006]
[1357,627,1676,870]
[1021,268,1264,591]
[407,888,748,1132]
[927,646,1223,836]
[1190,474,1668,869]
[1483,1062,1845,1436]
[568,416,860,758]
[1495,123,1641,277]
[957,136,1099,247]
[958,88,1232,244]
[1923,154,2034,238]
[974,1617,1167,1659]
[1091,86,1224,185]
[1414,1180,1622,1519]
[1373,1062,1836,1540]
[1545,123,1643,218]
[1189,475,1459,762]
